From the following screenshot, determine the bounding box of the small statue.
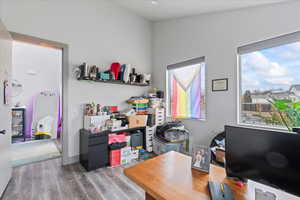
[89,65,98,80]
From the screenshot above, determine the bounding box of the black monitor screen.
[225,125,300,197]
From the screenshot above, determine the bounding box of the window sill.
[167,116,206,122]
[237,122,290,132]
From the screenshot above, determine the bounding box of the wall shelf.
[77,78,150,87]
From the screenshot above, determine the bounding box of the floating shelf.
[77,78,150,87]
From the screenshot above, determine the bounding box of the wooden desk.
[124,151,299,200]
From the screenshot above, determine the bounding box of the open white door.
[0,18,12,197]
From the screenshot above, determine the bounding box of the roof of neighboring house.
[250,91,271,95]
[289,84,300,91]
[251,94,269,99]
[250,90,290,99]
[246,86,300,101]
[269,91,290,98]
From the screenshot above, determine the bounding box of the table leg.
[146,192,155,200]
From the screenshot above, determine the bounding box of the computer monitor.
[225,125,300,197]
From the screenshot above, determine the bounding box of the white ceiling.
[112,0,293,21]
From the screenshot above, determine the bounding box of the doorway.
[10,33,68,167]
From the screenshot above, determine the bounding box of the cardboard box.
[128,115,148,128]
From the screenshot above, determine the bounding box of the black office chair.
[210,131,226,167]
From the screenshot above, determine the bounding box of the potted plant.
[268,98,300,133]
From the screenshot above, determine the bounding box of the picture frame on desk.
[191,145,211,173]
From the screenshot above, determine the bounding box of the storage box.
[108,134,126,144]
[146,126,155,152]
[121,147,132,156]
[125,136,131,146]
[99,72,110,80]
[146,146,153,152]
[153,136,184,155]
[131,149,139,160]
[146,126,155,135]
[110,149,121,167]
[121,147,132,165]
[83,115,110,130]
[146,139,153,152]
[128,115,148,128]
[145,126,155,152]
[130,131,144,147]
[155,108,165,126]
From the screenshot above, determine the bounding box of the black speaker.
[157,90,164,99]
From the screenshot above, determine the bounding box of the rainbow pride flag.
[169,64,203,119]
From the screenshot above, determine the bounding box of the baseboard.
[62,155,79,165]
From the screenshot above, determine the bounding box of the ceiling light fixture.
[151,0,158,5]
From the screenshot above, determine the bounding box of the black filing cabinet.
[80,129,109,171]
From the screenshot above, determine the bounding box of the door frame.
[9,32,69,165]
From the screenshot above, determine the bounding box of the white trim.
[238,31,300,55]
[62,155,79,165]
[10,32,70,166]
[236,35,298,131]
[165,70,170,117]
[237,53,242,125]
[238,122,289,132]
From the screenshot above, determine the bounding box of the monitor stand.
[255,188,277,200]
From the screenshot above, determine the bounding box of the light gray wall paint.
[152,1,300,146]
[1,0,152,159]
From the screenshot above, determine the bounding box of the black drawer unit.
[80,129,109,171]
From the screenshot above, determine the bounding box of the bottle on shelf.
[130,68,137,84]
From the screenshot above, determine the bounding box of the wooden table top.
[124,151,299,200]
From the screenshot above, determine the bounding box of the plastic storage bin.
[130,131,144,147]
[146,126,155,152]
[153,136,184,155]
[110,149,121,167]
[121,147,132,165]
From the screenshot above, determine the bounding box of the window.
[167,57,206,120]
[239,32,300,129]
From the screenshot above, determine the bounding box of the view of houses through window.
[240,39,300,129]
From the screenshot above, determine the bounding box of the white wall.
[153,1,300,146]
[0,0,2,16]
[3,0,299,160]
[0,0,152,161]
[12,41,62,107]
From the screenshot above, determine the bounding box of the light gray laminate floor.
[2,158,145,200]
[11,139,61,167]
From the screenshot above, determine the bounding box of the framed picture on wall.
[212,78,228,92]
[191,145,211,173]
